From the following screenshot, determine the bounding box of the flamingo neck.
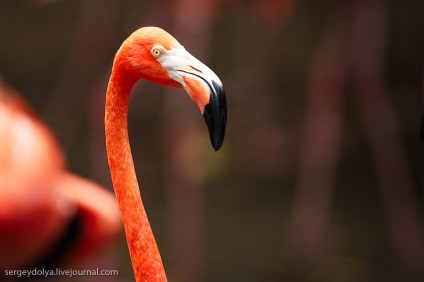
[105,65,166,282]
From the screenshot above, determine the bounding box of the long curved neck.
[105,64,166,282]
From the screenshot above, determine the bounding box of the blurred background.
[0,0,423,281]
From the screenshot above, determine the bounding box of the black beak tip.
[203,81,227,152]
[203,110,226,151]
[212,135,223,151]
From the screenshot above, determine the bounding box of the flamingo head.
[116,26,227,151]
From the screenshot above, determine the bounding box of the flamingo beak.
[202,80,227,151]
[181,73,227,151]
[160,48,227,151]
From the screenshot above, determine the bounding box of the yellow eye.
[152,47,162,57]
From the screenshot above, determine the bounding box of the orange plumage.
[105,26,227,281]
[0,80,121,273]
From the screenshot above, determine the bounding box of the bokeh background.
[0,0,423,281]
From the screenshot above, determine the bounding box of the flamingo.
[105,27,227,281]
[0,79,121,272]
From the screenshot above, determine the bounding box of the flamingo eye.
[151,47,162,58]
